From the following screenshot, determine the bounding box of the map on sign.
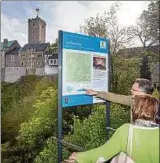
[66,52,91,83]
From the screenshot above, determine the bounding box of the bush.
[1,76,57,143]
[2,87,58,162]
[111,56,140,94]
[62,103,130,159]
[153,89,159,99]
[33,102,130,162]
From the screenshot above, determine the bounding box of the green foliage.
[136,1,159,47]
[18,87,57,156]
[80,2,135,54]
[65,104,106,150]
[1,75,57,115]
[49,38,58,53]
[153,89,159,99]
[110,103,130,129]
[1,142,22,163]
[34,138,70,163]
[143,51,159,87]
[64,103,129,152]
[34,138,58,163]
[140,55,151,80]
[1,75,57,143]
[111,56,140,94]
[1,83,17,115]
[34,103,129,162]
[33,104,93,163]
[63,105,92,135]
[31,101,130,162]
[2,87,58,162]
[2,2,157,162]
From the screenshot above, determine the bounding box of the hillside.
[1,57,159,163]
[1,75,58,143]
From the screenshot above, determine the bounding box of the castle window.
[31,62,35,66]
[54,59,57,65]
[10,55,15,62]
[31,54,35,57]
[28,61,31,67]
[21,53,26,58]
[49,59,58,65]
[37,53,42,57]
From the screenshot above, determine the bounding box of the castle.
[1,9,58,83]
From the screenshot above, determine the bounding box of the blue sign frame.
[60,31,110,107]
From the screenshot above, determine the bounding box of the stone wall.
[45,65,58,75]
[4,67,26,83]
[35,67,45,76]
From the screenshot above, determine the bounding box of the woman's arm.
[70,124,129,163]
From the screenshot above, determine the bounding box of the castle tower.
[28,9,46,44]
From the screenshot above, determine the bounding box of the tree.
[140,55,151,80]
[79,2,137,93]
[111,55,140,94]
[1,87,58,162]
[135,1,159,48]
[49,38,58,53]
[80,2,136,55]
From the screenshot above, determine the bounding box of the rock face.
[4,67,26,83]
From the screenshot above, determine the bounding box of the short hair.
[135,78,154,94]
[132,95,159,123]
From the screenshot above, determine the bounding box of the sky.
[1,1,150,47]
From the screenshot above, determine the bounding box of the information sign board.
[59,31,110,107]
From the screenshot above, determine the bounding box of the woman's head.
[132,95,159,123]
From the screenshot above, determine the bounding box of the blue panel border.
[60,30,110,107]
[62,31,109,54]
[62,94,93,107]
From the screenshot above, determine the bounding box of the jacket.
[76,123,159,163]
[96,91,132,106]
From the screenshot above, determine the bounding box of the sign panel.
[59,31,110,107]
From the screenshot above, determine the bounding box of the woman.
[65,95,159,163]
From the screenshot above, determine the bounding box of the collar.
[134,119,159,127]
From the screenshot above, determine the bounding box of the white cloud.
[1,13,28,46]
[47,1,115,41]
[117,1,150,26]
[1,1,150,47]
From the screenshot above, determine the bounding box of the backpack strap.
[127,124,133,157]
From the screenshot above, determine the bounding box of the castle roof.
[0,40,16,50]
[20,43,50,52]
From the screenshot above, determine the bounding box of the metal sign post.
[58,30,63,163]
[106,40,111,140]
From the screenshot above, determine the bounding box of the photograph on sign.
[59,31,110,107]
[93,56,106,70]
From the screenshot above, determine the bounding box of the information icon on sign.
[65,97,68,104]
[100,41,106,49]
